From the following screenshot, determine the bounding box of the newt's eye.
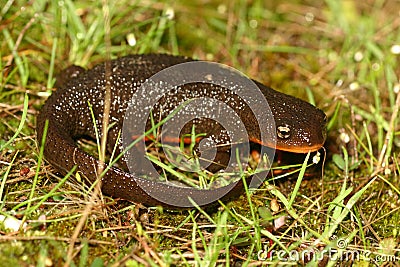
[277,124,291,139]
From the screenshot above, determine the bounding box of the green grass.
[1,0,400,266]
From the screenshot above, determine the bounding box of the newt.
[36,54,327,209]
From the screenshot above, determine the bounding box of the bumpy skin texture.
[37,54,327,209]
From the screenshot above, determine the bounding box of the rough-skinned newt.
[36,54,327,209]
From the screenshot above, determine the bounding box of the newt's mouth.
[249,137,324,154]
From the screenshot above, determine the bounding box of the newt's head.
[256,82,327,153]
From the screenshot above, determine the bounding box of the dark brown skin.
[37,54,327,209]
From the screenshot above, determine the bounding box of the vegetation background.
[0,0,399,266]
